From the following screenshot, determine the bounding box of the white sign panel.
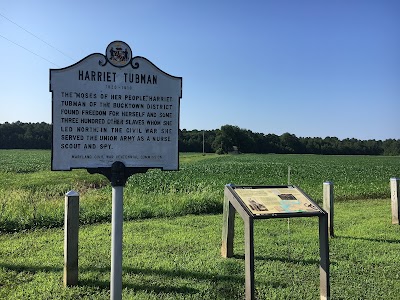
[50,41,182,171]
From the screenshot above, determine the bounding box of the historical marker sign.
[50,41,182,171]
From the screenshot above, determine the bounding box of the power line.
[0,12,75,62]
[0,33,60,67]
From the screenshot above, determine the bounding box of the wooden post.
[244,215,255,300]
[319,213,330,300]
[391,178,400,225]
[323,182,334,237]
[64,190,79,287]
[221,192,235,258]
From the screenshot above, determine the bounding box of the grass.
[0,198,399,299]
[0,150,399,298]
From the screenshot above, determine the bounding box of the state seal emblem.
[106,41,132,67]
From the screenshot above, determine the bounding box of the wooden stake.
[391,178,400,225]
[64,190,79,287]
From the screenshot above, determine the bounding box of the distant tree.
[253,132,269,153]
[236,129,256,153]
[264,134,282,153]
[383,139,400,156]
[321,137,340,154]
[212,125,236,153]
[204,130,217,153]
[280,132,304,154]
[365,139,383,155]
[301,137,323,154]
[179,129,215,153]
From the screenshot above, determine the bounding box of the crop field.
[0,150,399,232]
[0,150,400,299]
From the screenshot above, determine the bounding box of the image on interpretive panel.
[278,194,297,200]
[234,187,321,215]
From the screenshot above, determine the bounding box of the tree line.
[180,125,400,155]
[0,122,399,155]
[0,122,51,149]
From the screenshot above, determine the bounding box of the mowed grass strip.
[0,198,399,299]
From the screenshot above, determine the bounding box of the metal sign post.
[88,162,148,300]
[111,184,123,300]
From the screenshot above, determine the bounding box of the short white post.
[64,190,79,287]
[111,185,124,300]
[391,178,400,225]
[323,182,334,237]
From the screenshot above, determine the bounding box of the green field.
[0,150,399,299]
[0,150,398,232]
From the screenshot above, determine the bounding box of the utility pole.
[203,130,205,155]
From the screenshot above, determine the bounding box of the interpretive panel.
[50,41,182,171]
[222,184,329,300]
[232,186,323,216]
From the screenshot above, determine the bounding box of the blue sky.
[0,0,399,140]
